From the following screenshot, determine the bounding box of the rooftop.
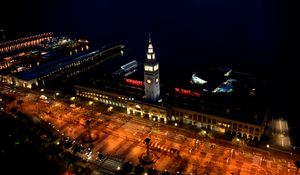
[14,50,99,81]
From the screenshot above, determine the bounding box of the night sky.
[1,1,299,117]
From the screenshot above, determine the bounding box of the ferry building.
[75,35,267,143]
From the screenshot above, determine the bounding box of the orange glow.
[61,170,76,175]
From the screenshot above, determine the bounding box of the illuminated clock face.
[155,78,159,83]
[147,79,152,84]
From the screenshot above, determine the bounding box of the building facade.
[168,106,266,141]
[75,85,167,124]
[75,84,266,141]
[74,36,266,141]
[144,35,160,103]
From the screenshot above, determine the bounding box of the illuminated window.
[146,79,152,84]
[154,64,159,71]
[144,65,153,72]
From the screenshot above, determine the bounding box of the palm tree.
[295,160,300,175]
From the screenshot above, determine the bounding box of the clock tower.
[144,34,160,103]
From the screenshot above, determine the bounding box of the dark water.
[2,0,297,65]
[1,0,300,142]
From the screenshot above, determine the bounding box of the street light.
[107,106,113,112]
[54,92,60,99]
[174,122,178,126]
[266,144,270,148]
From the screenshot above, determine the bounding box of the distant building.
[0,39,124,88]
[0,32,53,54]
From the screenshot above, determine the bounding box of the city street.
[4,89,298,175]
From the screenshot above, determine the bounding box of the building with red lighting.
[0,33,267,145]
[74,36,267,145]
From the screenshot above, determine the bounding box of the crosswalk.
[96,155,123,174]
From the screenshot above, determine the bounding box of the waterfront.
[1,0,300,174]
[2,0,298,113]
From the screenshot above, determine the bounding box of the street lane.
[2,87,298,175]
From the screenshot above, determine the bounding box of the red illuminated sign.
[125,78,144,86]
[175,88,200,97]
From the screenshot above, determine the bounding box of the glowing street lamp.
[266,144,270,148]
[107,106,113,112]
[54,92,60,99]
[174,122,178,126]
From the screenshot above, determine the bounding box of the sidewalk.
[156,119,300,163]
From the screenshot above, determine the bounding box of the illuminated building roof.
[14,50,98,81]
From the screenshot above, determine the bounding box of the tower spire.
[148,33,151,43]
[147,33,155,60]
